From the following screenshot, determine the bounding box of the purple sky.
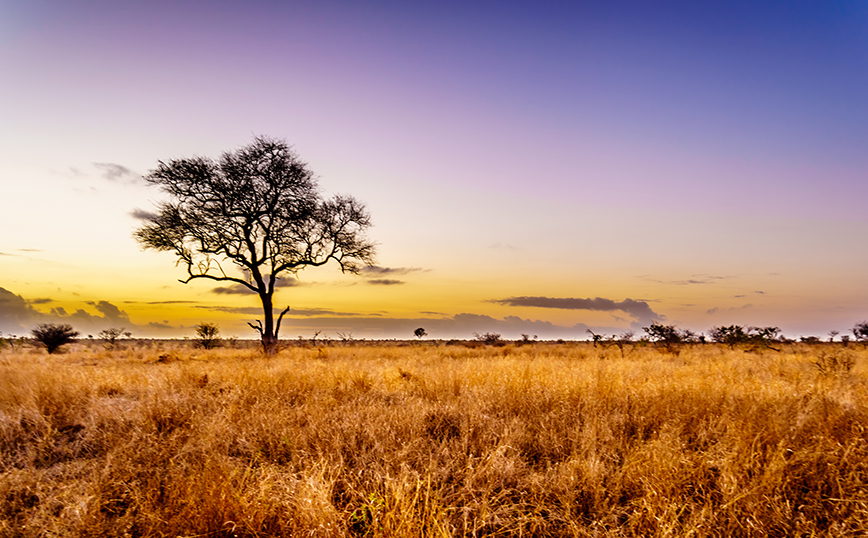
[1,1,866,339]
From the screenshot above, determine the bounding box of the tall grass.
[1,342,866,536]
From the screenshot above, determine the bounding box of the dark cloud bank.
[491,296,661,328]
[276,313,622,340]
[0,287,155,335]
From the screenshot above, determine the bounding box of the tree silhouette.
[134,137,376,355]
[854,321,868,342]
[195,323,221,349]
[32,323,79,354]
[99,327,126,349]
[414,327,427,339]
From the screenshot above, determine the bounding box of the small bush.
[474,332,502,345]
[99,327,127,350]
[31,323,79,354]
[194,323,221,349]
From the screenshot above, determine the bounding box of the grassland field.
[1,340,867,537]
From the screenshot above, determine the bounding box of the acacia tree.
[32,323,79,354]
[134,137,375,355]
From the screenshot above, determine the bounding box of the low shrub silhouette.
[31,323,79,354]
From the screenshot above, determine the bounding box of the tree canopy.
[134,137,376,354]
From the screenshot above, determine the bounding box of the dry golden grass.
[1,341,867,537]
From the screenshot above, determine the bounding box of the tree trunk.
[260,293,278,356]
[261,332,279,356]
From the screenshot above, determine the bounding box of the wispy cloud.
[358,266,426,286]
[123,300,200,305]
[491,296,662,327]
[640,274,729,286]
[212,277,301,294]
[93,162,142,184]
[707,304,754,315]
[197,305,362,317]
[361,266,426,276]
[129,208,157,221]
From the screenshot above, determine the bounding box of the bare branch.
[248,319,264,337]
[274,306,290,340]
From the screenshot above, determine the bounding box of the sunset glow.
[2,1,867,340]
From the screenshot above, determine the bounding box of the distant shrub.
[99,327,127,349]
[708,325,749,349]
[709,325,781,352]
[474,332,502,345]
[194,323,221,349]
[643,322,692,352]
[31,323,79,354]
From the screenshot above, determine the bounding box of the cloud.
[707,304,754,315]
[491,296,661,327]
[123,300,199,305]
[87,301,132,323]
[361,266,426,276]
[0,289,138,334]
[211,284,256,295]
[130,208,158,221]
[640,275,729,286]
[212,277,301,294]
[196,306,264,315]
[276,313,623,340]
[0,287,41,333]
[198,305,362,317]
[93,162,141,184]
[146,321,175,330]
[0,248,41,257]
[367,279,404,286]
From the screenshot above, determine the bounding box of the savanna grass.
[1,341,866,536]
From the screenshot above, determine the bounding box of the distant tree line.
[3,320,867,355]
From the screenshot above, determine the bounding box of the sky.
[1,0,867,340]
